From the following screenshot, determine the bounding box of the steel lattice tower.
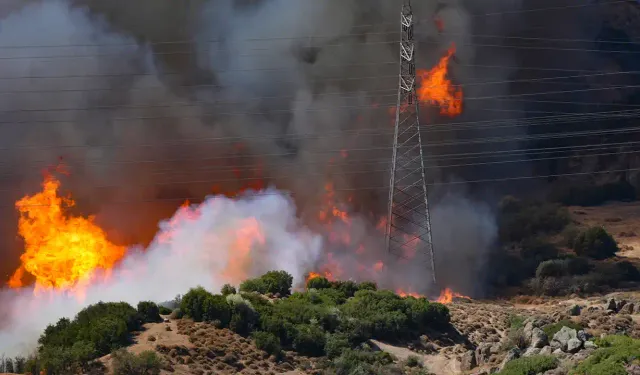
[385,0,437,284]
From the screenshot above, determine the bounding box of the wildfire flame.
[7,173,126,291]
[417,44,463,117]
[436,288,471,304]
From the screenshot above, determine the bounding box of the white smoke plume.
[0,189,324,357]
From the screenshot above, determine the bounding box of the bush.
[226,294,258,335]
[570,335,640,375]
[542,320,583,339]
[614,260,640,281]
[293,324,327,357]
[180,286,215,322]
[203,295,232,326]
[325,333,351,359]
[572,227,618,259]
[498,199,570,242]
[260,270,294,296]
[137,301,161,323]
[536,260,568,279]
[239,278,268,294]
[111,349,163,375]
[340,290,450,341]
[252,331,282,357]
[157,305,172,315]
[307,276,332,290]
[330,349,396,375]
[498,355,558,375]
[221,284,237,296]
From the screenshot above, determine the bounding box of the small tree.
[180,286,214,322]
[307,277,331,290]
[14,356,26,373]
[202,295,232,326]
[261,271,294,296]
[252,331,282,357]
[5,358,14,373]
[572,227,618,259]
[111,349,162,375]
[137,301,161,323]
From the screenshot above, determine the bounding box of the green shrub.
[260,270,294,296]
[330,349,396,375]
[203,295,232,326]
[180,286,214,322]
[157,305,172,315]
[221,284,237,296]
[572,227,618,259]
[226,294,258,335]
[325,333,351,359]
[307,276,332,290]
[542,320,583,339]
[111,349,163,375]
[331,280,360,298]
[137,301,161,323]
[340,290,450,342]
[570,335,640,375]
[498,200,569,243]
[293,324,326,357]
[358,281,378,291]
[405,355,422,368]
[536,260,568,278]
[498,355,558,375]
[252,331,282,357]
[239,278,268,294]
[509,315,526,330]
[614,260,640,281]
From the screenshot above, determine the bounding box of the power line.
[7,166,639,209]
[2,69,637,97]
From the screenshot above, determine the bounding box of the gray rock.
[607,298,617,311]
[531,328,549,348]
[583,340,597,349]
[552,326,578,351]
[539,346,553,356]
[523,347,541,357]
[460,350,477,371]
[577,330,589,342]
[566,338,582,353]
[625,364,640,375]
[620,303,635,315]
[586,306,601,313]
[569,304,581,316]
[475,343,492,366]
[616,299,628,311]
[552,348,564,355]
[498,348,520,372]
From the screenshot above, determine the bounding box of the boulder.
[620,303,635,315]
[539,346,553,356]
[498,348,520,372]
[577,330,589,342]
[584,341,597,349]
[460,350,477,371]
[530,328,549,348]
[552,326,578,351]
[616,299,628,311]
[566,338,583,353]
[523,347,541,357]
[607,298,617,311]
[475,343,493,366]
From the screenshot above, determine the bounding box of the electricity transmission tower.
[385,0,437,284]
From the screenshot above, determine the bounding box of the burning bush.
[137,301,162,323]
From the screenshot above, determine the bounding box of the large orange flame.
[436,288,471,304]
[417,44,463,117]
[7,173,126,291]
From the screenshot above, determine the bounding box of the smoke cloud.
[0,190,324,356]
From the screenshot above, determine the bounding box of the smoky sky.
[0,0,629,294]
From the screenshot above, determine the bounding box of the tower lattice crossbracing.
[385,0,437,285]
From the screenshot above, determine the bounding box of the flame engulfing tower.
[385,0,437,285]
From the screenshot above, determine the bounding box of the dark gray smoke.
[0,0,624,297]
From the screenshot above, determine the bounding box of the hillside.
[2,201,640,375]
